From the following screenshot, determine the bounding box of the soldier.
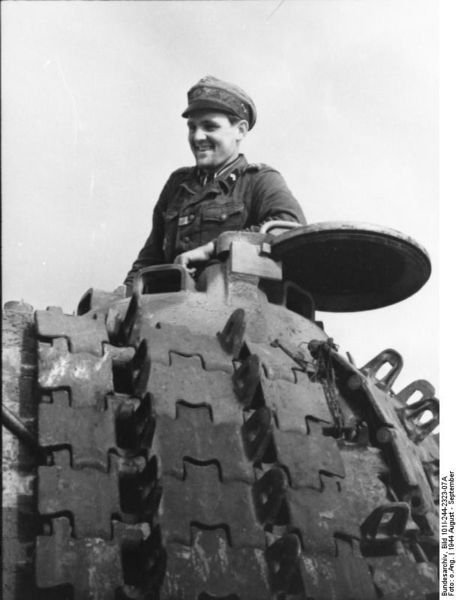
[124,75,306,289]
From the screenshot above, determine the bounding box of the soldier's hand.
[174,241,215,275]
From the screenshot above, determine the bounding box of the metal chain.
[311,339,345,433]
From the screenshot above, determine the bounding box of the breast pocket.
[200,201,245,244]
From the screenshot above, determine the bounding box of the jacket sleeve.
[123,178,172,287]
[248,167,306,227]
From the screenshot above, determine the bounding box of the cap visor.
[181,99,238,119]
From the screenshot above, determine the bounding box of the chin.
[196,159,216,170]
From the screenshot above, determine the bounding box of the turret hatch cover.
[270,222,431,312]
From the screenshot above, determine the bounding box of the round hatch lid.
[270,221,431,312]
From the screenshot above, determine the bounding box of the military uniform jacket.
[124,154,306,285]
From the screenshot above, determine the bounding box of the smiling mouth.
[194,145,214,153]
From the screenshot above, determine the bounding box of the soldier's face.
[187,111,247,171]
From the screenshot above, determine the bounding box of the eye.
[202,121,219,132]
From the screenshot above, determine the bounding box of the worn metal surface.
[298,538,378,600]
[38,339,113,407]
[128,321,236,372]
[162,529,270,599]
[38,452,122,538]
[234,354,333,430]
[273,423,345,490]
[135,353,243,425]
[39,397,117,470]
[158,463,265,548]
[287,475,360,554]
[36,516,149,600]
[270,221,431,311]
[152,404,253,483]
[35,309,109,355]
[338,444,391,527]
[244,340,307,382]
[367,554,438,599]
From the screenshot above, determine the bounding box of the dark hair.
[227,114,250,129]
[227,113,241,125]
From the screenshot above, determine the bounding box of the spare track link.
[232,336,438,599]
[233,341,376,599]
[129,311,273,598]
[121,306,432,599]
[32,304,438,599]
[34,308,150,599]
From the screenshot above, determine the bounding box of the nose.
[191,126,206,143]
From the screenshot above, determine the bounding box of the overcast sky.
[3,0,439,394]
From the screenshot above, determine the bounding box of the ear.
[236,120,249,140]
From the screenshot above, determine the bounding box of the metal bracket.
[217,308,246,357]
[361,349,403,391]
[361,502,410,542]
[253,467,288,525]
[396,380,439,442]
[265,533,302,593]
[233,354,262,408]
[242,407,274,462]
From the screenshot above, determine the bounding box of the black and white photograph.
[2,1,450,598]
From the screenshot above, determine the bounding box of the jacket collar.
[180,154,248,195]
[203,154,248,184]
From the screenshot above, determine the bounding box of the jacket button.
[221,214,227,221]
[183,236,190,243]
[189,214,195,221]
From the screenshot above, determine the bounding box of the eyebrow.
[187,118,220,127]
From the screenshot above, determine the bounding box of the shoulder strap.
[243,162,278,174]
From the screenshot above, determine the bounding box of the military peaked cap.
[182,75,257,129]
